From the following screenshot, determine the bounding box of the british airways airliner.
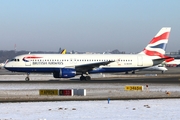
[5,27,171,81]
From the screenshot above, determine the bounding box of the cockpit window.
[10,58,20,62]
[10,59,15,61]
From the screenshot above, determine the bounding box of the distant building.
[110,49,125,54]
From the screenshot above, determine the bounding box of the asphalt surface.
[1,67,180,83]
[0,67,180,102]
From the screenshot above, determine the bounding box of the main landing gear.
[80,74,91,81]
[125,71,135,74]
[25,73,30,81]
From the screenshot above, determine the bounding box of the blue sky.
[0,0,180,53]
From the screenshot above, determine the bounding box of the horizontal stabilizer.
[152,56,173,66]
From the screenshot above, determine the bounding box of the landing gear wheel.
[25,77,30,81]
[125,71,128,74]
[25,73,30,81]
[80,75,86,81]
[85,76,91,81]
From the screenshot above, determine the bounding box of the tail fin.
[139,27,171,58]
[61,49,66,54]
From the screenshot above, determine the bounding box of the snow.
[0,99,180,120]
[0,74,180,119]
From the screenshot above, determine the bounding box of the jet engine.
[53,68,76,78]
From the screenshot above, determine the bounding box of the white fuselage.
[5,54,160,74]
[141,65,167,71]
[166,59,180,67]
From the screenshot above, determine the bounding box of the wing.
[75,61,114,74]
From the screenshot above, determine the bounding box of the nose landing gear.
[25,73,30,81]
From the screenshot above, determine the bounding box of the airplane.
[61,49,66,54]
[4,27,171,81]
[125,64,167,74]
[165,59,180,67]
[132,64,168,74]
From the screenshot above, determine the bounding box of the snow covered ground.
[0,99,180,120]
[0,74,180,119]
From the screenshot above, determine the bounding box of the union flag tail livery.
[139,27,171,58]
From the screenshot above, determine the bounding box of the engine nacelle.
[53,68,76,78]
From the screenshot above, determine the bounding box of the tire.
[25,77,30,81]
[80,76,85,81]
[85,76,91,81]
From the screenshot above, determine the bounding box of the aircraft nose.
[4,63,7,69]
[164,67,168,71]
[4,62,10,69]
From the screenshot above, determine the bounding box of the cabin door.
[25,61,31,66]
[137,56,143,66]
[70,58,77,65]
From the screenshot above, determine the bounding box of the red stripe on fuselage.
[24,56,42,59]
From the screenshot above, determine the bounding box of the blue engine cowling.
[53,68,76,78]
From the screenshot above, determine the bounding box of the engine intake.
[53,68,76,78]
